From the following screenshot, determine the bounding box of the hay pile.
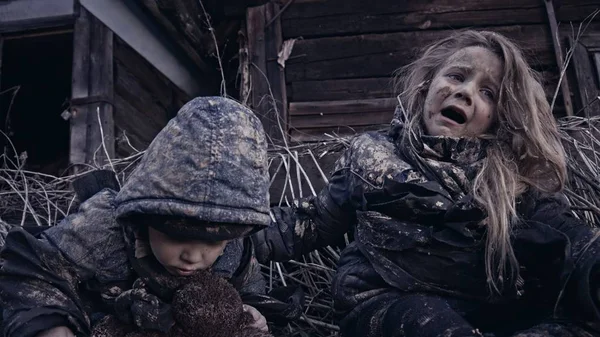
[0,117,599,337]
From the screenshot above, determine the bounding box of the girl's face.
[148,227,228,276]
[422,46,503,137]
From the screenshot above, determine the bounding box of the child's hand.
[36,326,75,337]
[243,304,269,331]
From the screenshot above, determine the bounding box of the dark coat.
[0,97,271,337]
[253,131,600,336]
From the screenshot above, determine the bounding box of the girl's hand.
[36,326,75,337]
[243,304,269,332]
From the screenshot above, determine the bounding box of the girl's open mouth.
[440,107,466,124]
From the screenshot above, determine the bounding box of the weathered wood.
[70,6,92,167]
[284,3,545,38]
[557,0,600,23]
[88,15,115,164]
[545,0,574,116]
[289,98,396,129]
[290,72,560,103]
[80,0,210,97]
[114,38,178,108]
[114,94,159,156]
[289,124,388,143]
[569,33,600,116]
[281,0,599,38]
[285,25,554,82]
[137,0,211,74]
[114,61,170,132]
[247,4,288,144]
[282,0,535,19]
[291,77,393,101]
[70,7,115,168]
[265,2,288,143]
[289,98,397,116]
[113,37,190,156]
[0,0,75,33]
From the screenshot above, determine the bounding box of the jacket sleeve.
[527,192,600,323]
[252,144,362,263]
[0,190,130,337]
[235,238,266,295]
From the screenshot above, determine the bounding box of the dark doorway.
[0,30,73,176]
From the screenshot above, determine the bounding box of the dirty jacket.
[254,123,600,335]
[0,97,271,337]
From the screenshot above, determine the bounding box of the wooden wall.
[280,0,599,142]
[113,37,191,157]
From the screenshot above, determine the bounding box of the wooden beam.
[265,2,288,143]
[70,6,114,168]
[247,3,288,145]
[544,0,574,116]
[569,33,600,116]
[70,6,91,167]
[0,0,75,33]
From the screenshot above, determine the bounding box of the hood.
[115,96,271,236]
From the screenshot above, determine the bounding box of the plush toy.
[92,270,272,337]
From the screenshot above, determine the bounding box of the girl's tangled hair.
[394,30,567,294]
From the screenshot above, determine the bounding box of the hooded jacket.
[252,108,600,336]
[0,97,271,337]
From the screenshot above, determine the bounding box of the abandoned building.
[0,0,597,194]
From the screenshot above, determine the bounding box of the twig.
[266,0,296,27]
[198,0,227,96]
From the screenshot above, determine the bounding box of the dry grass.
[4,114,598,337]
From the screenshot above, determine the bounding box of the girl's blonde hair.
[394,30,567,294]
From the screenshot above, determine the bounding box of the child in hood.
[252,30,600,336]
[0,97,271,337]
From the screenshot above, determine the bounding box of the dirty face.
[422,46,503,137]
[148,227,228,276]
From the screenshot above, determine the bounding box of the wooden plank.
[291,77,393,101]
[87,13,115,164]
[289,98,396,115]
[264,2,288,144]
[282,0,539,19]
[557,1,600,23]
[283,3,546,38]
[114,93,159,155]
[0,0,75,32]
[247,5,282,143]
[285,25,554,81]
[291,111,393,128]
[289,124,388,143]
[289,98,396,128]
[70,7,115,167]
[70,6,91,167]
[114,61,170,132]
[281,0,600,38]
[544,0,574,116]
[569,35,600,116]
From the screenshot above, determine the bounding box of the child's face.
[422,46,502,137]
[148,227,228,276]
